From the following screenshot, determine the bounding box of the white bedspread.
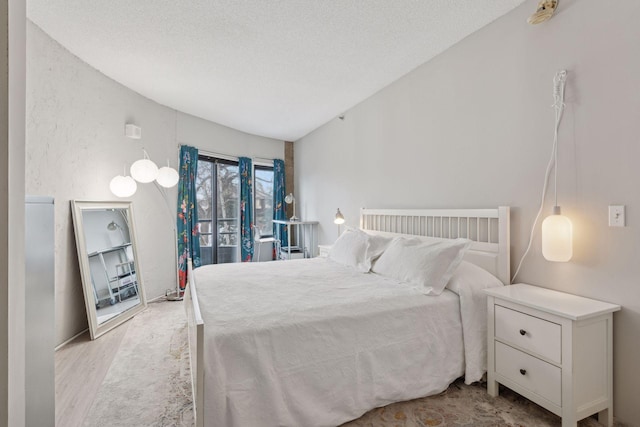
[194,258,485,427]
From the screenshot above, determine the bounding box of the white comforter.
[194,258,488,427]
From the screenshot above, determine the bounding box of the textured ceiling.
[27,0,526,141]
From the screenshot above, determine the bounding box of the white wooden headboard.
[360,207,510,285]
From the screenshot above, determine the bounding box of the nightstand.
[484,284,620,427]
[318,244,331,258]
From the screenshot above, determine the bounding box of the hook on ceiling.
[527,0,558,25]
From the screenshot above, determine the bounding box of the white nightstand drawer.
[495,341,562,407]
[495,305,561,364]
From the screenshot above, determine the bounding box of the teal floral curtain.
[273,159,287,258]
[177,145,201,291]
[239,157,253,262]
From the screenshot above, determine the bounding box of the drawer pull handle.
[519,329,527,336]
[520,369,527,376]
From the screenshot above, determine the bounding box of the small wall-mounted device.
[608,205,625,227]
[125,123,142,139]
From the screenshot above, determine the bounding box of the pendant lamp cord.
[511,70,567,283]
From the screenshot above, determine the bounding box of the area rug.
[343,379,622,427]
[82,299,193,427]
[82,299,623,427]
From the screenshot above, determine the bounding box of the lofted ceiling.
[27,0,526,141]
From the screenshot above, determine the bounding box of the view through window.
[254,165,274,237]
[196,157,239,265]
[196,156,274,265]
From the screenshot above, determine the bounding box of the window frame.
[253,163,275,238]
[197,154,240,264]
[196,154,276,263]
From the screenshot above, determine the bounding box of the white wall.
[295,1,640,424]
[26,21,284,346]
[177,112,283,160]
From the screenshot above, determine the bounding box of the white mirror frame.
[71,200,147,340]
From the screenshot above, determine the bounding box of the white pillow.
[328,228,371,272]
[371,237,471,295]
[445,261,504,382]
[365,233,393,261]
[446,261,504,296]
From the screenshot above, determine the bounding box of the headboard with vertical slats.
[360,207,510,285]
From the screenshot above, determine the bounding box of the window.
[196,156,275,264]
[196,156,239,265]
[254,165,274,237]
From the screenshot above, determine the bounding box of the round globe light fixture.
[109,175,137,198]
[130,157,158,183]
[156,165,179,188]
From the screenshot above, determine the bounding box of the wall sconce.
[334,208,345,237]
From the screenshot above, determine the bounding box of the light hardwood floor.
[55,321,129,427]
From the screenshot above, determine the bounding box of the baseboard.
[148,294,171,303]
[55,328,89,351]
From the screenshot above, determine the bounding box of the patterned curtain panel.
[273,159,287,258]
[177,145,201,291]
[239,157,254,262]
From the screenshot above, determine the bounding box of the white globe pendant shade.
[130,158,158,183]
[109,175,137,198]
[156,166,179,188]
[541,208,573,262]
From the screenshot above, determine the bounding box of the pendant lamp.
[542,70,572,262]
[542,206,572,262]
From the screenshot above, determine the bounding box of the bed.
[185,207,510,427]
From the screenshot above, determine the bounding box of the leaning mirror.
[71,200,147,340]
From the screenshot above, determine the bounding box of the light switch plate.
[608,205,625,227]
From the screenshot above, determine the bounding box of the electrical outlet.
[608,205,625,227]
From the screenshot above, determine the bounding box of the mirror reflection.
[72,201,147,340]
[83,209,139,324]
